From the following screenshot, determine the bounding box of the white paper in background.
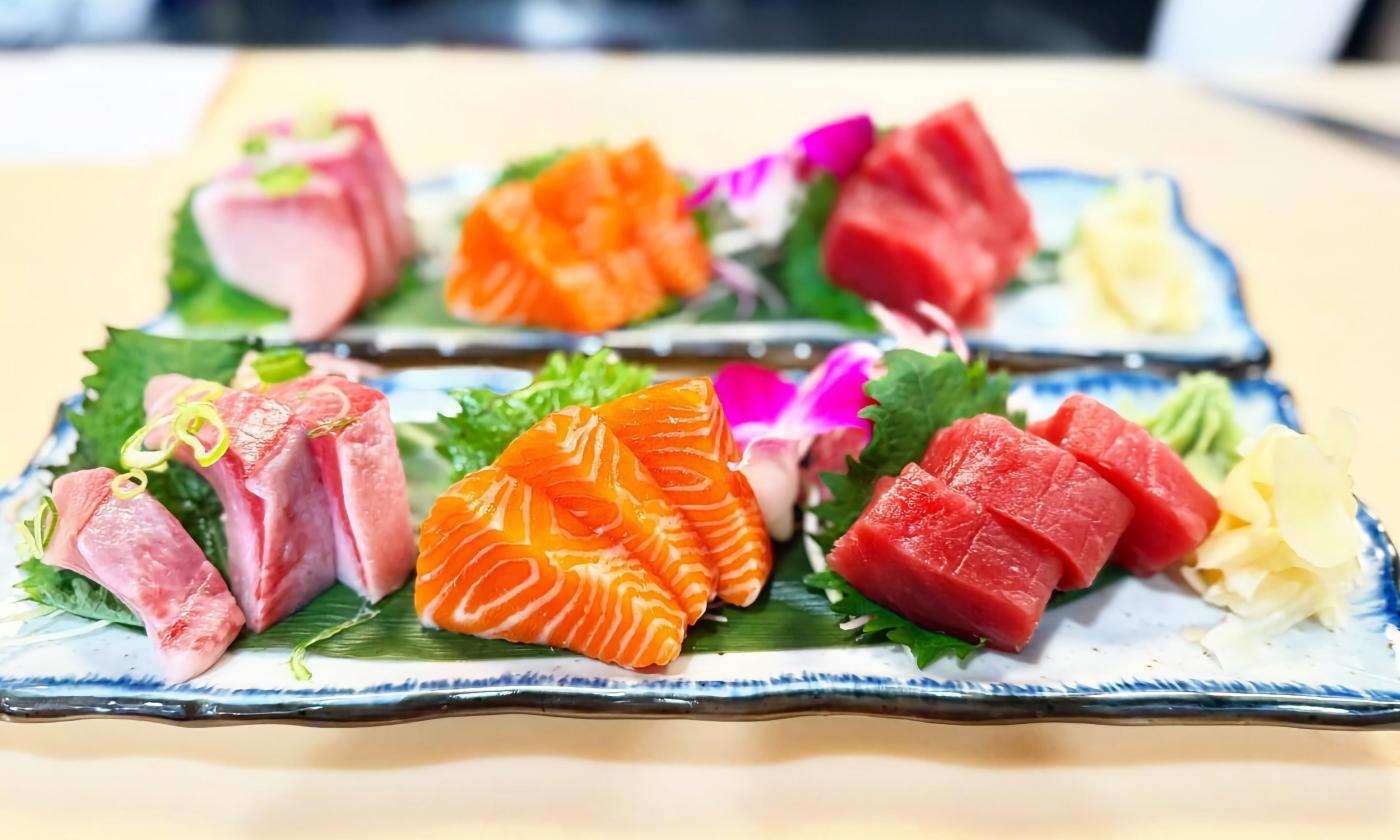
[0,47,232,165]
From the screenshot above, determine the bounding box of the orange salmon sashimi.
[596,378,773,607]
[494,405,717,624]
[416,467,686,669]
[446,141,710,333]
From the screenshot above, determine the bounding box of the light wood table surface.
[1,49,1399,838]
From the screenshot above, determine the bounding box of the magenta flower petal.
[797,114,877,179]
[713,362,800,448]
[779,341,881,439]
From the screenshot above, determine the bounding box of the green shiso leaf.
[434,351,654,479]
[249,347,311,385]
[15,558,141,627]
[255,163,314,198]
[166,190,287,326]
[813,350,1013,551]
[778,173,879,330]
[803,570,982,667]
[20,331,250,622]
[493,147,573,186]
[1142,372,1245,492]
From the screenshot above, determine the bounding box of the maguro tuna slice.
[267,376,416,603]
[416,467,686,669]
[827,462,1062,652]
[493,405,716,623]
[45,467,245,682]
[923,414,1133,590]
[193,174,369,341]
[144,375,337,632]
[595,377,773,607]
[1030,394,1220,576]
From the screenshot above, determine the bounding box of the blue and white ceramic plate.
[145,167,1269,372]
[1,366,1394,727]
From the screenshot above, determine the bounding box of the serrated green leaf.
[434,351,654,479]
[778,174,879,330]
[814,350,1012,548]
[15,558,141,627]
[803,570,982,667]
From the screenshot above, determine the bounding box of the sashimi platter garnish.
[0,100,1392,726]
[149,102,1265,368]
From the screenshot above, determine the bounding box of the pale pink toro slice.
[192,173,369,340]
[335,112,416,262]
[145,375,337,632]
[266,376,416,602]
[252,124,402,296]
[45,467,245,682]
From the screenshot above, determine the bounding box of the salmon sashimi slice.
[596,378,773,607]
[416,467,686,669]
[494,405,716,623]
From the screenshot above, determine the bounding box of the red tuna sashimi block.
[45,467,245,682]
[267,376,417,602]
[923,414,1134,590]
[827,463,1062,652]
[1029,395,1220,576]
[822,100,1036,325]
[145,375,337,631]
[193,174,369,341]
[908,101,1036,282]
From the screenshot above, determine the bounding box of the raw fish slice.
[1030,394,1220,576]
[532,147,627,254]
[827,463,1062,652]
[596,378,772,607]
[923,414,1134,590]
[335,112,416,262]
[254,125,402,297]
[192,173,369,340]
[910,101,1036,283]
[145,375,337,632]
[495,405,715,623]
[611,141,710,296]
[267,376,416,602]
[45,467,245,682]
[416,467,686,669]
[822,178,985,322]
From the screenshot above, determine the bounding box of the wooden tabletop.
[2,49,1400,837]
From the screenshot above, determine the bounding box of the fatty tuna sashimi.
[828,463,1063,652]
[144,375,337,632]
[45,468,245,682]
[334,112,416,261]
[923,414,1134,590]
[193,174,369,341]
[494,405,716,623]
[416,467,686,669]
[1030,395,1220,576]
[253,127,401,296]
[266,376,416,603]
[596,378,773,607]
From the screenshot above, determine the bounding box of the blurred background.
[0,0,1397,62]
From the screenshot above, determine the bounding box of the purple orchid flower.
[686,114,876,252]
[713,341,881,538]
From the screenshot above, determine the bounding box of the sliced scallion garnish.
[250,347,311,385]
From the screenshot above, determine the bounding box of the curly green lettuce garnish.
[434,351,654,479]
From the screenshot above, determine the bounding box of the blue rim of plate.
[144,167,1271,374]
[2,369,1396,728]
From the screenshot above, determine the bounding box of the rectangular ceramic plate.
[145,167,1270,372]
[2,366,1395,727]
